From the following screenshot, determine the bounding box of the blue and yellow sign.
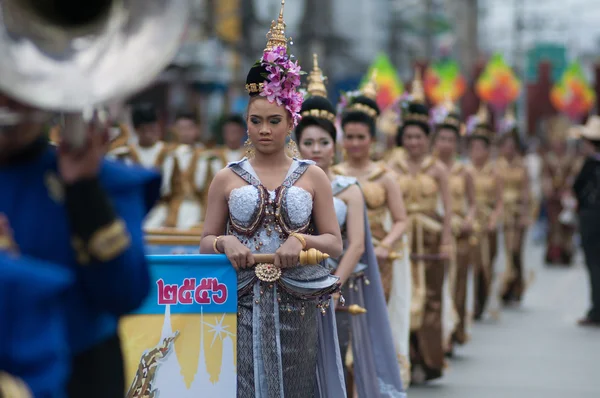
[120,255,237,397]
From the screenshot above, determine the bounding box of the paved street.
[408,230,600,398]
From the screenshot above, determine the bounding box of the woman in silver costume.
[297,54,406,398]
[199,3,346,397]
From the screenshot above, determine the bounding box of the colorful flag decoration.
[360,53,404,110]
[424,59,466,104]
[476,53,521,112]
[550,61,596,121]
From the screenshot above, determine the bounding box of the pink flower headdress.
[245,0,305,127]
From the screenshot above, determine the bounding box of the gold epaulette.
[72,220,131,265]
[0,372,32,398]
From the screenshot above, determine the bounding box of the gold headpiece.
[504,105,516,124]
[443,93,456,113]
[476,102,489,124]
[362,69,378,100]
[307,53,327,98]
[411,67,425,104]
[265,0,288,51]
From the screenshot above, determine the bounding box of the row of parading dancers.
[2,3,575,398]
[118,4,533,397]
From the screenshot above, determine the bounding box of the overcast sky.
[480,0,600,60]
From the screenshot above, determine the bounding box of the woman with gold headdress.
[387,69,452,383]
[496,108,531,304]
[298,54,406,398]
[432,98,477,351]
[332,73,412,386]
[542,116,581,265]
[465,103,504,319]
[199,3,346,396]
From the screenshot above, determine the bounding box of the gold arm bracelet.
[213,235,224,254]
[289,232,307,249]
[378,241,392,250]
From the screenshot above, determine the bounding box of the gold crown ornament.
[265,0,289,51]
[476,102,489,124]
[307,53,328,98]
[411,67,426,103]
[362,69,378,100]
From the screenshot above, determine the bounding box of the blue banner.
[132,255,237,315]
[121,254,237,397]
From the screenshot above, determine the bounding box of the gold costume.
[543,153,582,265]
[497,157,529,302]
[389,152,446,380]
[332,162,396,300]
[469,161,499,318]
[448,162,475,344]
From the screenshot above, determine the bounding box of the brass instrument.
[0,0,189,145]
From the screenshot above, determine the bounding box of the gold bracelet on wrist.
[213,235,224,254]
[378,242,392,251]
[289,232,307,249]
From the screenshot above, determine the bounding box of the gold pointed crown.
[504,105,516,124]
[307,53,327,97]
[265,0,288,51]
[476,102,489,124]
[362,69,378,100]
[411,67,425,103]
[443,93,456,113]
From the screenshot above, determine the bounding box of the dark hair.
[245,64,268,98]
[498,130,525,154]
[296,95,337,142]
[434,112,461,136]
[588,139,600,152]
[132,103,158,128]
[468,135,491,147]
[295,116,337,143]
[397,102,430,146]
[341,110,377,137]
[174,110,198,124]
[222,114,247,131]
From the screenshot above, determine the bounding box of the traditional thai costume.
[431,100,476,346]
[122,104,177,229]
[497,109,530,303]
[389,72,448,382]
[465,104,501,319]
[299,56,405,397]
[542,119,581,265]
[228,5,346,396]
[335,85,412,386]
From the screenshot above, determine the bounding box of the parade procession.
[2,0,600,397]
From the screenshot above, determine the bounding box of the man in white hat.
[573,115,600,327]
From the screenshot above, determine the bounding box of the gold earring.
[244,138,255,159]
[285,131,300,158]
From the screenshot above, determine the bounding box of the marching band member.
[167,111,205,229]
[0,91,161,397]
[126,103,177,228]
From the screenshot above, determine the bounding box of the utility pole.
[448,0,478,76]
[423,0,435,60]
[512,0,527,134]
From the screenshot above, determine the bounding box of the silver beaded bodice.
[227,158,314,254]
[227,158,332,285]
[333,196,347,233]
